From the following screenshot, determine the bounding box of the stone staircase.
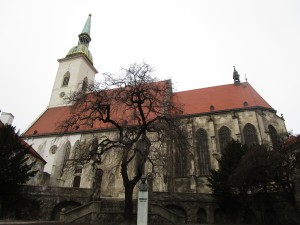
[150,203,185,224]
[60,200,186,224]
[60,201,100,223]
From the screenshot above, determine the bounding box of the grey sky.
[0,0,299,134]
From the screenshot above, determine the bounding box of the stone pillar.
[232,113,241,142]
[190,175,197,193]
[137,175,149,225]
[208,119,219,170]
[255,111,268,144]
[208,119,216,149]
[59,208,67,222]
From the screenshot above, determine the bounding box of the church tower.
[48,14,98,108]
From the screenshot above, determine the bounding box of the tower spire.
[78,14,92,47]
[66,14,93,64]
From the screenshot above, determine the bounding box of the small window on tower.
[62,72,70,87]
[82,77,88,91]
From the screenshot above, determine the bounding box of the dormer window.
[62,72,70,87]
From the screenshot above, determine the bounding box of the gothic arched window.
[268,125,282,150]
[60,141,71,177]
[90,138,100,162]
[64,141,71,162]
[73,141,80,159]
[243,123,259,147]
[71,141,84,187]
[175,142,188,177]
[196,129,210,176]
[62,72,70,87]
[219,126,231,152]
[82,77,88,91]
[91,138,98,150]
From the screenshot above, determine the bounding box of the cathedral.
[20,15,288,223]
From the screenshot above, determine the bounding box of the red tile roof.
[23,82,273,137]
[172,82,272,116]
[23,106,96,136]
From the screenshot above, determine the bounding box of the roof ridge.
[174,82,247,94]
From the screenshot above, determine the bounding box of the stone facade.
[23,107,286,197]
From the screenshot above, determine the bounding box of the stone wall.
[1,185,93,220]
[1,185,300,224]
[24,108,287,197]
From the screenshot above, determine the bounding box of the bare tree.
[59,62,188,223]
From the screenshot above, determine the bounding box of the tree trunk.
[124,183,134,224]
[121,139,148,224]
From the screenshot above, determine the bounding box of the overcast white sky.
[0,0,299,134]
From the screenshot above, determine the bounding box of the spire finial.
[81,14,92,35]
[233,65,241,85]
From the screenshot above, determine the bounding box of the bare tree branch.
[58,62,188,222]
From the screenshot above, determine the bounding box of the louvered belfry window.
[62,72,70,86]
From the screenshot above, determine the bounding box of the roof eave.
[176,106,276,120]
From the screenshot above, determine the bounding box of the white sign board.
[137,190,148,225]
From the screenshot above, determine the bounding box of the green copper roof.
[81,14,91,36]
[67,45,93,63]
[66,14,93,64]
